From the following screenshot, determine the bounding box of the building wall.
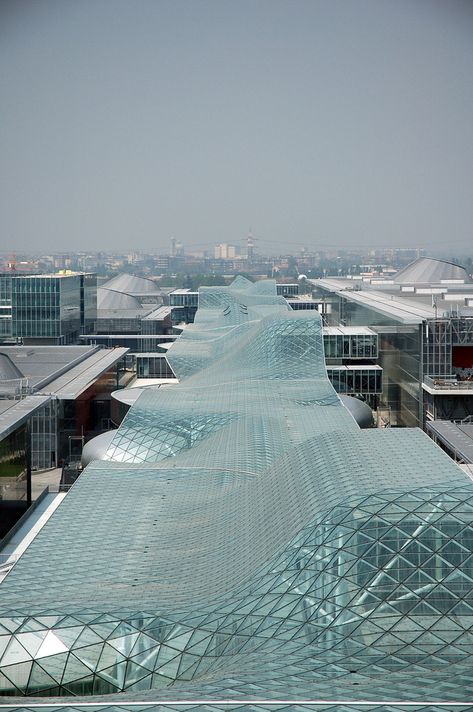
[30,401,58,471]
[0,275,12,339]
[337,295,423,427]
[80,273,97,335]
[0,424,28,537]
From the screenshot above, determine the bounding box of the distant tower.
[8,253,17,272]
[170,237,176,257]
[247,232,255,261]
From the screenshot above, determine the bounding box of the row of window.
[327,368,382,394]
[324,334,378,359]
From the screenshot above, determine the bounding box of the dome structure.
[97,287,142,310]
[0,353,24,381]
[102,273,159,294]
[394,257,471,284]
[81,430,117,466]
[339,395,373,428]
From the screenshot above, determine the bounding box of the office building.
[314,257,473,428]
[79,279,176,381]
[214,243,236,259]
[0,394,51,539]
[0,277,472,707]
[0,272,97,345]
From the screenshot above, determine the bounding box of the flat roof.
[37,347,129,399]
[96,308,149,319]
[326,364,382,371]
[0,395,51,439]
[134,351,172,357]
[3,272,94,278]
[422,379,473,395]
[286,296,320,302]
[142,306,172,320]
[426,420,473,464]
[314,278,435,323]
[323,325,377,336]
[80,334,175,340]
[0,346,101,389]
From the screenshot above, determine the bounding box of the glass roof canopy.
[1,277,473,708]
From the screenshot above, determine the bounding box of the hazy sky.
[1,0,473,254]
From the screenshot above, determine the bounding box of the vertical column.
[26,419,32,506]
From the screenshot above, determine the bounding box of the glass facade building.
[323,328,378,360]
[314,277,473,429]
[0,273,96,345]
[0,278,473,708]
[30,401,58,471]
[0,424,27,510]
[0,275,12,340]
[169,289,198,324]
[326,365,382,394]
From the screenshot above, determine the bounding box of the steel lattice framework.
[1,277,473,710]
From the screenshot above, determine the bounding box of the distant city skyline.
[1,0,473,253]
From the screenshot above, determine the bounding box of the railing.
[48,483,73,493]
[424,375,473,391]
[0,554,16,573]
[0,377,32,399]
[451,415,473,425]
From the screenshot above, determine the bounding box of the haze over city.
[2,0,473,254]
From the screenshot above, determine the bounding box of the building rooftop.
[315,278,437,323]
[394,257,472,284]
[80,334,173,341]
[314,258,473,324]
[426,419,473,463]
[0,395,51,439]
[323,325,377,336]
[142,306,172,321]
[97,287,142,310]
[0,345,128,399]
[0,346,100,389]
[96,307,150,319]
[101,273,160,295]
[0,353,23,380]
[4,271,95,279]
[37,347,129,399]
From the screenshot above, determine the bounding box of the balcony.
[423,374,473,394]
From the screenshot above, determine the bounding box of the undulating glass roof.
[0,277,473,710]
